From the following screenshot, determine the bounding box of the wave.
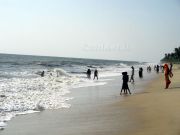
[54,68,71,77]
[0,67,111,129]
[38,63,61,67]
[70,71,86,74]
[0,54,147,130]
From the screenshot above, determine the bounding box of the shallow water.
[0,53,152,129]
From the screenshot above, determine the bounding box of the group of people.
[39,63,173,94]
[120,72,131,95]
[154,65,160,73]
[129,66,144,83]
[86,69,98,80]
[120,63,174,95]
[120,66,145,95]
[120,66,135,95]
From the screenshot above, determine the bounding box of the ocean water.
[0,53,145,129]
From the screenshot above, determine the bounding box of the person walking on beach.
[129,66,135,83]
[94,69,98,80]
[164,64,171,89]
[120,72,131,95]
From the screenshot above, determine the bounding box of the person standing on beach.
[94,69,98,80]
[147,66,151,73]
[169,63,173,77]
[120,72,131,95]
[129,66,135,83]
[156,65,160,73]
[139,67,143,78]
[164,64,171,89]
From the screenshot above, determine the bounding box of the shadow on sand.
[169,86,180,90]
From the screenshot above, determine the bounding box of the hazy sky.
[0,0,180,62]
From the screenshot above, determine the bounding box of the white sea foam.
[0,54,148,130]
[54,68,71,77]
[0,122,7,130]
[71,79,107,88]
[0,62,147,129]
[0,74,72,128]
[0,68,110,129]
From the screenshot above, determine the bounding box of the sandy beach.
[2,66,180,135]
[1,66,180,135]
[0,0,179,134]
[123,65,180,135]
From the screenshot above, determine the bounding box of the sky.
[0,0,180,62]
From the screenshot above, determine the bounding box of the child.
[120,72,131,95]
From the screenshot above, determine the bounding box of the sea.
[0,53,147,129]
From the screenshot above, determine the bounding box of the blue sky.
[0,0,180,62]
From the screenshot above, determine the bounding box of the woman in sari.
[164,64,171,89]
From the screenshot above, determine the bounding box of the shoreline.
[1,72,158,135]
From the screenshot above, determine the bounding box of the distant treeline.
[161,47,180,62]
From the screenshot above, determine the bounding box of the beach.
[123,65,180,135]
[0,54,143,130]
[2,65,180,135]
[1,69,156,135]
[2,64,180,135]
[0,0,179,134]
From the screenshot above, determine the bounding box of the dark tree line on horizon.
[161,47,180,62]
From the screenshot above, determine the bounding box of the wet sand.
[123,65,180,135]
[1,73,157,135]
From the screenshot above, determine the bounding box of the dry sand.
[122,65,180,135]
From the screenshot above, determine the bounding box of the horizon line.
[0,52,145,63]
